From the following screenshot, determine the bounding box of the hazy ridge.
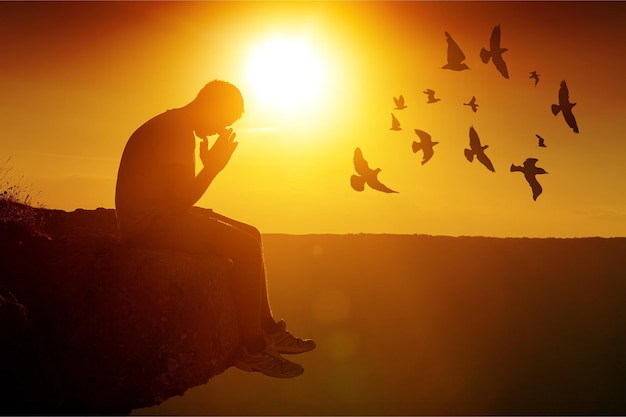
[140,233,626,415]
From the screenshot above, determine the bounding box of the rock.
[0,201,241,414]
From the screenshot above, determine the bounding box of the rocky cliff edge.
[0,200,241,414]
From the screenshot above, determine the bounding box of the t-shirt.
[115,108,196,239]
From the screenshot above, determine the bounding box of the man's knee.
[247,225,262,243]
[235,222,262,243]
[239,232,262,258]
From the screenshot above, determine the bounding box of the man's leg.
[198,208,316,354]
[157,210,304,377]
[168,211,266,348]
[193,208,277,332]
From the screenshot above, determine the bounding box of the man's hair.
[194,79,245,119]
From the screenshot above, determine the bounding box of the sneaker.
[234,346,304,378]
[265,319,316,354]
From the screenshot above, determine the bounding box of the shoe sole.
[269,344,316,354]
[234,359,304,378]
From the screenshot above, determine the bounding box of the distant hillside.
[147,233,626,415]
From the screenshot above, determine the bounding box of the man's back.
[115,108,195,240]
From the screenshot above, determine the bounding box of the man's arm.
[162,129,238,215]
[194,127,238,202]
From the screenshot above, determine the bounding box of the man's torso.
[115,108,196,239]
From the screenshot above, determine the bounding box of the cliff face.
[0,201,241,414]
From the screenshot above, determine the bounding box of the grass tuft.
[0,156,45,235]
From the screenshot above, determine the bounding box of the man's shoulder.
[147,108,181,124]
[132,108,185,137]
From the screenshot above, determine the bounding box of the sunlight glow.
[246,36,327,115]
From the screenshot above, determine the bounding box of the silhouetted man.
[115,80,315,378]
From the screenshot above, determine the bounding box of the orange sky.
[1,1,625,238]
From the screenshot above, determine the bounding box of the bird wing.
[527,175,543,201]
[353,147,371,177]
[563,108,579,133]
[469,96,476,105]
[480,47,491,64]
[414,129,431,144]
[445,32,466,64]
[477,151,495,172]
[391,113,401,130]
[559,81,570,105]
[523,158,539,169]
[558,81,579,133]
[350,175,366,192]
[394,95,405,108]
[536,135,545,146]
[369,174,398,193]
[469,126,481,150]
[493,54,509,79]
[490,25,501,50]
[421,146,435,165]
[531,73,540,85]
[414,129,435,162]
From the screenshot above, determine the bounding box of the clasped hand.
[199,128,238,174]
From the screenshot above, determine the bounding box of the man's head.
[190,80,244,138]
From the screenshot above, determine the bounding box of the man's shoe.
[265,319,316,354]
[234,346,304,378]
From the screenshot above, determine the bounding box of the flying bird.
[480,25,509,79]
[529,71,540,86]
[442,31,470,71]
[423,89,441,104]
[551,80,579,133]
[390,113,402,131]
[393,95,407,110]
[412,129,439,165]
[464,126,495,172]
[510,158,548,201]
[350,147,398,193]
[536,134,547,147]
[464,96,479,112]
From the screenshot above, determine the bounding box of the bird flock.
[351,25,580,201]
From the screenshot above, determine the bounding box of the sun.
[245,36,327,115]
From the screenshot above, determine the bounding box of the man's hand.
[199,128,238,175]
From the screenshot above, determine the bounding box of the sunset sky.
[2,1,625,238]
